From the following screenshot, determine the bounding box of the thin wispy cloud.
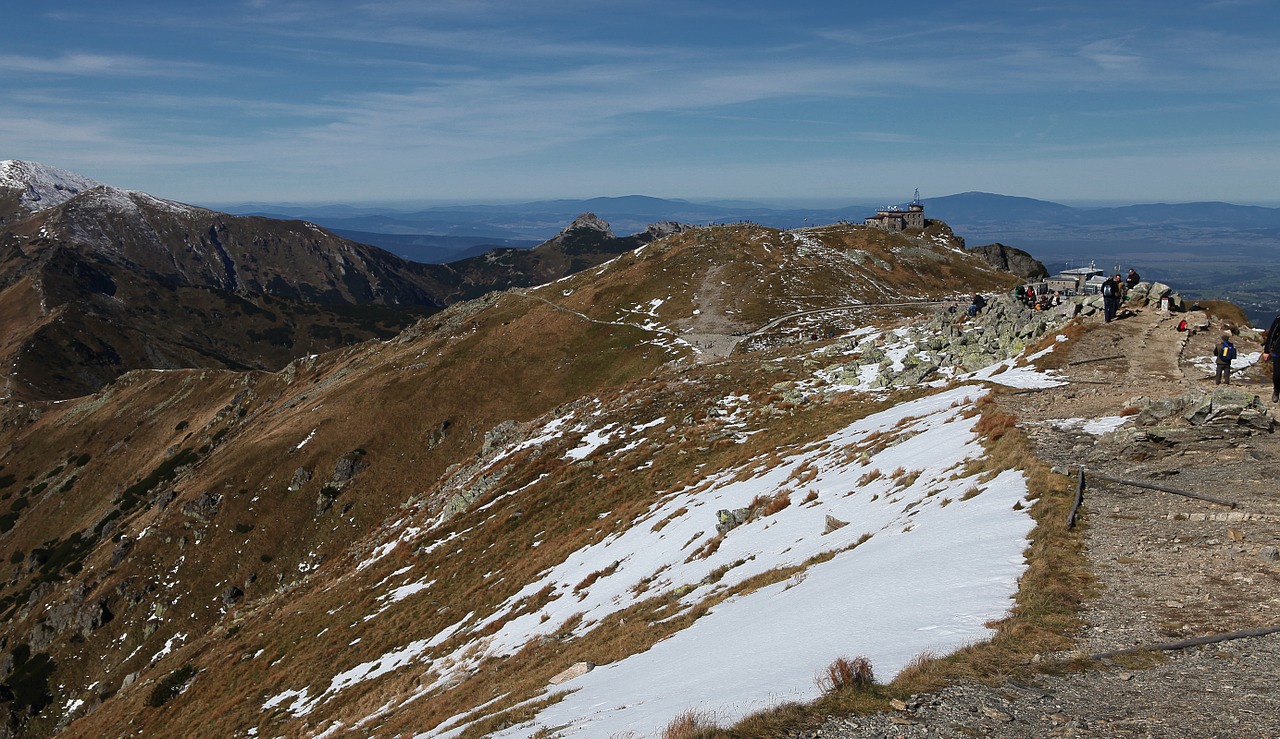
[0,53,210,78]
[2,0,1276,203]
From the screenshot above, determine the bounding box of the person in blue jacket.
[1214,334,1237,385]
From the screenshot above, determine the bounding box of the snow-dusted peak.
[0,160,104,212]
[72,185,211,220]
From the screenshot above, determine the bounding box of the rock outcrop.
[969,243,1049,280]
[821,293,1075,390]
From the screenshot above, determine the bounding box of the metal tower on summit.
[864,189,925,232]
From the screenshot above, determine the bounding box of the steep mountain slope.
[0,163,682,402]
[0,220,1045,737]
[0,162,459,401]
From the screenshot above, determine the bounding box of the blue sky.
[2,1,1278,205]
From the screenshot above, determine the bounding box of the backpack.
[1220,342,1236,361]
[1176,319,1188,332]
[1101,282,1114,297]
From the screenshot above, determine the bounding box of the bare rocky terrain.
[804,304,1280,738]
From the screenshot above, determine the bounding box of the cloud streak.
[0,53,213,77]
[2,0,1277,202]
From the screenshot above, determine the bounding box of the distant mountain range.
[226,191,1280,255]
[226,192,1280,324]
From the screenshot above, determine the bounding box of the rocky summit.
[0,176,1276,738]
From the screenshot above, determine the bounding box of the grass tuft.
[661,709,719,739]
[816,656,875,694]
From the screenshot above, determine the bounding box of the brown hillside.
[0,221,1035,737]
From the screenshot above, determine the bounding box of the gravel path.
[802,305,1280,738]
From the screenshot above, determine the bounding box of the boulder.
[110,537,133,567]
[221,585,245,606]
[330,449,366,488]
[181,492,221,523]
[643,222,687,240]
[549,661,595,685]
[287,467,311,493]
[892,363,938,386]
[1185,387,1264,426]
[823,515,849,535]
[715,507,753,534]
[1134,394,1194,426]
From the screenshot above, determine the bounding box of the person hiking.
[1125,268,1141,289]
[1100,275,1122,323]
[1262,314,1280,401]
[1215,334,1237,385]
[966,293,986,317]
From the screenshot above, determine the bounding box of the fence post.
[1067,467,1085,529]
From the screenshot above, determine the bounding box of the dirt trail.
[808,303,1280,738]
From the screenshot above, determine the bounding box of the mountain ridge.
[0,212,1044,736]
[223,192,1280,326]
[0,163,705,400]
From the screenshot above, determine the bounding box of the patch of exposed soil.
[678,265,752,358]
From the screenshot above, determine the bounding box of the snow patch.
[0,160,101,211]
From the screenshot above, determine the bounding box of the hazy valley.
[230,193,1280,327]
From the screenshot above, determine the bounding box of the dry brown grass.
[1196,299,1251,327]
[661,708,720,738]
[574,560,622,594]
[762,492,791,516]
[688,533,724,561]
[651,507,688,533]
[787,461,820,486]
[892,469,922,491]
[973,406,1018,440]
[815,656,875,694]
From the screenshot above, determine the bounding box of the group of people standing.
[1015,285,1063,311]
[1101,268,1142,323]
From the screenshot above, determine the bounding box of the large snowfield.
[252,322,1112,738]
[475,386,1037,738]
